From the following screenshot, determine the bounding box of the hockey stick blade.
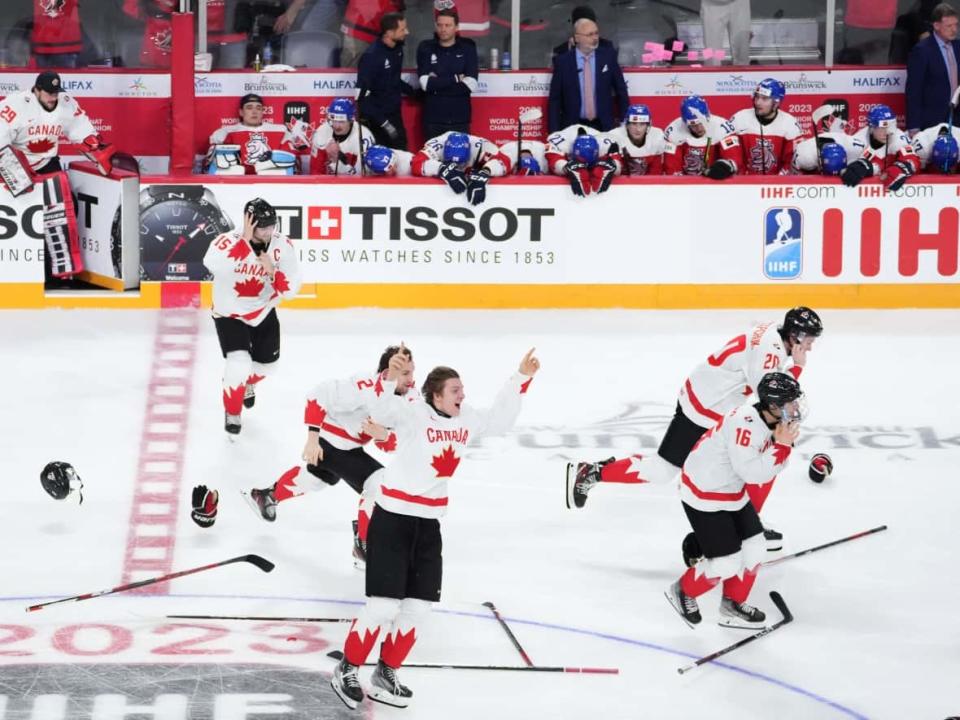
[168,614,350,623]
[769,590,793,623]
[483,601,535,667]
[326,650,618,674]
[242,554,275,573]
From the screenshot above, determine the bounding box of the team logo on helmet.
[867,104,897,129]
[754,78,786,102]
[626,103,651,125]
[327,97,355,123]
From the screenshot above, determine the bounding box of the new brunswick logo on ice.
[763,207,803,280]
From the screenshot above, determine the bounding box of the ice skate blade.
[330,678,360,710]
[367,688,410,709]
[718,616,767,630]
[353,558,366,571]
[565,462,575,509]
[664,589,698,630]
[240,490,274,522]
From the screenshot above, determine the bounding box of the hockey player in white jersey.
[839,104,920,190]
[663,95,740,178]
[206,93,306,175]
[911,122,960,172]
[412,130,510,205]
[363,144,414,176]
[605,103,667,175]
[793,104,859,174]
[730,78,802,175]
[309,97,374,175]
[665,372,802,629]
[497,139,548,174]
[244,344,414,569]
[203,198,302,436]
[331,348,540,710]
[545,124,620,196]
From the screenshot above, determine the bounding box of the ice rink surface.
[1,307,957,720]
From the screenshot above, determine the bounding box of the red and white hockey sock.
[222,351,251,415]
[246,360,272,390]
[746,479,775,513]
[599,454,677,485]
[679,564,721,599]
[379,599,431,669]
[273,465,304,502]
[357,470,383,542]
[721,565,759,605]
[343,596,400,666]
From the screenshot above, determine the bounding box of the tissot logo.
[307,206,342,240]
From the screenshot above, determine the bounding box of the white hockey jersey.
[680,402,793,512]
[366,372,532,519]
[911,123,960,169]
[849,125,920,175]
[0,90,97,170]
[729,108,803,175]
[310,120,374,175]
[604,125,667,175]
[545,124,616,174]
[792,132,860,173]
[678,322,801,429]
[497,140,547,174]
[203,230,302,326]
[662,115,740,175]
[412,131,510,177]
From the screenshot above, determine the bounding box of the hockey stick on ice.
[677,591,792,674]
[762,524,887,567]
[27,554,275,612]
[166,614,350,623]
[326,650,618,674]
[483,601,534,667]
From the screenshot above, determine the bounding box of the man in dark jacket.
[906,3,960,133]
[357,12,415,150]
[417,8,479,139]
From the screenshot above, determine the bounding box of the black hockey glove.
[884,160,913,192]
[191,485,219,528]
[564,161,592,197]
[466,170,491,205]
[705,160,735,180]
[590,157,618,194]
[839,158,873,187]
[439,162,468,194]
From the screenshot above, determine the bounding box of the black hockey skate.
[763,526,783,552]
[331,658,364,709]
[665,580,701,628]
[718,596,767,629]
[565,458,610,509]
[681,532,704,567]
[367,660,413,708]
[243,486,277,522]
[224,412,241,435]
[352,520,367,570]
[243,384,256,409]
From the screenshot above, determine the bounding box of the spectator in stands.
[551,6,613,61]
[206,93,308,174]
[906,3,960,134]
[700,0,751,66]
[273,0,340,34]
[841,0,897,65]
[547,17,628,133]
[357,12,415,150]
[123,0,177,68]
[32,0,83,68]
[340,0,404,67]
[891,1,941,63]
[417,8,479,139]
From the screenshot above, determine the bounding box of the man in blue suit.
[906,3,960,133]
[548,18,629,133]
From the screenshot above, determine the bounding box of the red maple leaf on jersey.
[27,138,56,154]
[431,444,460,478]
[304,398,327,426]
[772,443,792,466]
[234,276,264,297]
[375,432,398,453]
[273,270,290,293]
[228,240,251,261]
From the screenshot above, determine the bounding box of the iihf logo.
[763,207,803,280]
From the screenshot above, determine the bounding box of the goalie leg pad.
[41,172,83,278]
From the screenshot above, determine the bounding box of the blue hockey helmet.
[931,134,959,171]
[681,95,710,125]
[517,153,542,175]
[754,78,786,103]
[626,103,651,125]
[364,145,395,174]
[571,133,599,164]
[327,97,356,123]
[820,143,847,176]
[443,132,471,164]
[867,104,897,129]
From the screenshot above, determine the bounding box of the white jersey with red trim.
[203,229,302,327]
[497,140,547,174]
[604,125,667,175]
[911,123,960,169]
[412,131,509,177]
[680,403,793,512]
[678,322,801,429]
[792,132,860,173]
[849,126,921,175]
[366,372,531,519]
[208,121,301,167]
[545,124,616,174]
[0,90,96,170]
[303,370,409,453]
[729,108,802,175]
[309,120,374,175]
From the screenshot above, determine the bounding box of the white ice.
[1,308,958,720]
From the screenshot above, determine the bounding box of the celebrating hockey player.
[412,131,510,205]
[309,97,374,175]
[730,78,802,175]
[497,139,547,175]
[665,372,802,630]
[545,124,620,196]
[911,122,960,173]
[605,103,666,176]
[0,70,115,278]
[206,93,307,175]
[363,144,414,175]
[792,104,857,174]
[663,95,740,178]
[839,105,920,190]
[244,344,416,570]
[202,198,302,436]
[331,348,540,710]
[566,307,823,564]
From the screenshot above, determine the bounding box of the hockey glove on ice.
[839,158,873,187]
[466,170,490,205]
[191,485,219,528]
[564,161,592,197]
[590,157,618,194]
[705,160,735,180]
[883,160,913,192]
[439,162,469,194]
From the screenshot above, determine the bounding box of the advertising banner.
[0,184,44,282]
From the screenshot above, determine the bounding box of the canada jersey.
[203,230,302,326]
[545,124,615,174]
[367,372,531,519]
[911,123,960,169]
[412,131,509,177]
[209,122,298,167]
[32,0,82,54]
[497,140,547,174]
[0,91,96,170]
[679,322,799,429]
[310,121,374,175]
[604,125,667,175]
[680,403,793,512]
[730,108,802,175]
[663,115,739,175]
[849,126,921,175]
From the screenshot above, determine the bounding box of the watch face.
[140,191,233,280]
